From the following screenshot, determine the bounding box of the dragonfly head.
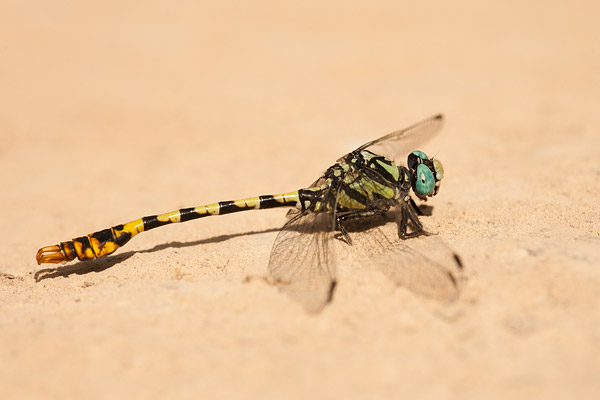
[407,150,444,200]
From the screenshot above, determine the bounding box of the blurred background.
[1,1,598,399]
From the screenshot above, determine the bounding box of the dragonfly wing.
[268,211,337,313]
[356,114,444,163]
[348,209,463,302]
[377,234,462,301]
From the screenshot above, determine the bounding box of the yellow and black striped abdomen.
[36,192,304,264]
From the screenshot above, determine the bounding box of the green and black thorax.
[296,149,444,216]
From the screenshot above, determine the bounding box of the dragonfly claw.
[36,245,66,264]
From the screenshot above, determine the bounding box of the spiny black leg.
[409,197,424,216]
[398,206,408,238]
[398,202,429,239]
[334,221,352,245]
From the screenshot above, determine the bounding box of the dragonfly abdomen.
[36,191,304,264]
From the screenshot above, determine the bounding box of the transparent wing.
[303,115,443,190]
[306,174,330,190]
[268,211,337,313]
[354,114,444,163]
[347,208,463,301]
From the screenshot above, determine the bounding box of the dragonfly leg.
[409,197,424,216]
[398,202,432,239]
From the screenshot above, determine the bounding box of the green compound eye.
[415,164,435,196]
[411,150,428,160]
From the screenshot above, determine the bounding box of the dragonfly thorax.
[318,150,404,213]
[296,149,445,215]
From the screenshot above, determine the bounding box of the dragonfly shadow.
[341,213,390,234]
[340,204,435,234]
[416,204,434,217]
[34,227,281,282]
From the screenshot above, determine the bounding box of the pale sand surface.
[1,1,599,399]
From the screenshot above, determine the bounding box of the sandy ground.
[1,1,599,399]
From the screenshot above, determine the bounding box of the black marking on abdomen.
[111,224,133,246]
[91,228,116,248]
[74,236,92,259]
[180,207,204,222]
[218,200,247,215]
[143,215,170,231]
[114,231,132,247]
[259,195,290,209]
[61,241,76,256]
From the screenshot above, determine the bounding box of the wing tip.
[327,280,337,303]
[453,253,464,269]
[430,113,444,125]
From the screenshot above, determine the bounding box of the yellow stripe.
[234,197,260,209]
[274,191,301,204]
[73,240,95,260]
[194,203,221,215]
[114,219,145,236]
[157,210,182,223]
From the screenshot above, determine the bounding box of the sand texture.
[1,1,599,399]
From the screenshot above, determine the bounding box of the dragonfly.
[36,114,463,312]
